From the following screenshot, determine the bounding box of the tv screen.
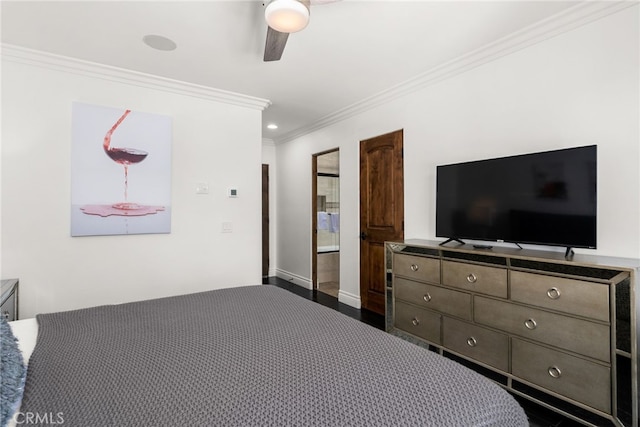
[436,145,597,249]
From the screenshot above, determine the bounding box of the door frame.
[262,164,269,278]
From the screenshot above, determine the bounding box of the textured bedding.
[19,285,527,426]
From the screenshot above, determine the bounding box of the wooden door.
[360,130,404,314]
[262,164,269,277]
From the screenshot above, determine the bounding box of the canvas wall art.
[71,102,172,236]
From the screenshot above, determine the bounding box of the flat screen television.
[436,145,597,252]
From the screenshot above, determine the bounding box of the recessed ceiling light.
[142,34,177,51]
[267,124,278,130]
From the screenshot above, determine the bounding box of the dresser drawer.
[394,300,441,344]
[395,277,471,321]
[442,260,507,298]
[512,339,611,414]
[443,317,509,371]
[474,297,610,362]
[511,271,609,322]
[393,254,440,283]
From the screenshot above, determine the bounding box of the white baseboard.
[274,269,361,309]
[338,290,361,309]
[275,269,312,290]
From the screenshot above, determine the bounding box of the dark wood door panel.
[363,145,396,230]
[361,241,387,313]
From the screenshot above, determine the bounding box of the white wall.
[1,50,269,318]
[276,6,640,307]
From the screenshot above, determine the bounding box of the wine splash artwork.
[71,102,172,236]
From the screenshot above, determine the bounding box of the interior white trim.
[275,0,637,144]
[275,268,312,289]
[272,269,361,309]
[262,138,276,146]
[338,289,361,310]
[0,44,272,111]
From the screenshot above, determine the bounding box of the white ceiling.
[1,0,583,142]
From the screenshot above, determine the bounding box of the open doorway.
[312,149,340,297]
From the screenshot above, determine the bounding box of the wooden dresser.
[386,239,639,427]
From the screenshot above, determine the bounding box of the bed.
[4,285,528,426]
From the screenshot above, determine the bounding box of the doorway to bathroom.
[312,149,340,298]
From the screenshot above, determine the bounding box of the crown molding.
[275,0,637,144]
[1,44,272,111]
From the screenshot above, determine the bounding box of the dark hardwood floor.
[264,276,585,427]
[263,276,384,330]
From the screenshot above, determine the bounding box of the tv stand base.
[565,247,575,259]
[472,244,493,250]
[439,238,465,246]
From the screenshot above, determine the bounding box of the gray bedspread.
[20,285,527,426]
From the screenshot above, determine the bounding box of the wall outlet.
[222,222,233,233]
[196,183,209,194]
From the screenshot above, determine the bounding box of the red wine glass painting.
[71,102,171,236]
[103,109,148,210]
[80,108,165,218]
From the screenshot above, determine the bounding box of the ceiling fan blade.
[264,26,289,62]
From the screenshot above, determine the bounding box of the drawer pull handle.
[524,318,537,330]
[411,317,420,326]
[547,287,561,300]
[410,264,419,272]
[466,273,478,283]
[548,366,562,379]
[2,311,9,320]
[423,293,432,303]
[466,337,477,347]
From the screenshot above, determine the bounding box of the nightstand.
[1,279,19,321]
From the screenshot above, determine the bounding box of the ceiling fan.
[263,0,340,62]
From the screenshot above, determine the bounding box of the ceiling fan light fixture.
[265,0,310,33]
